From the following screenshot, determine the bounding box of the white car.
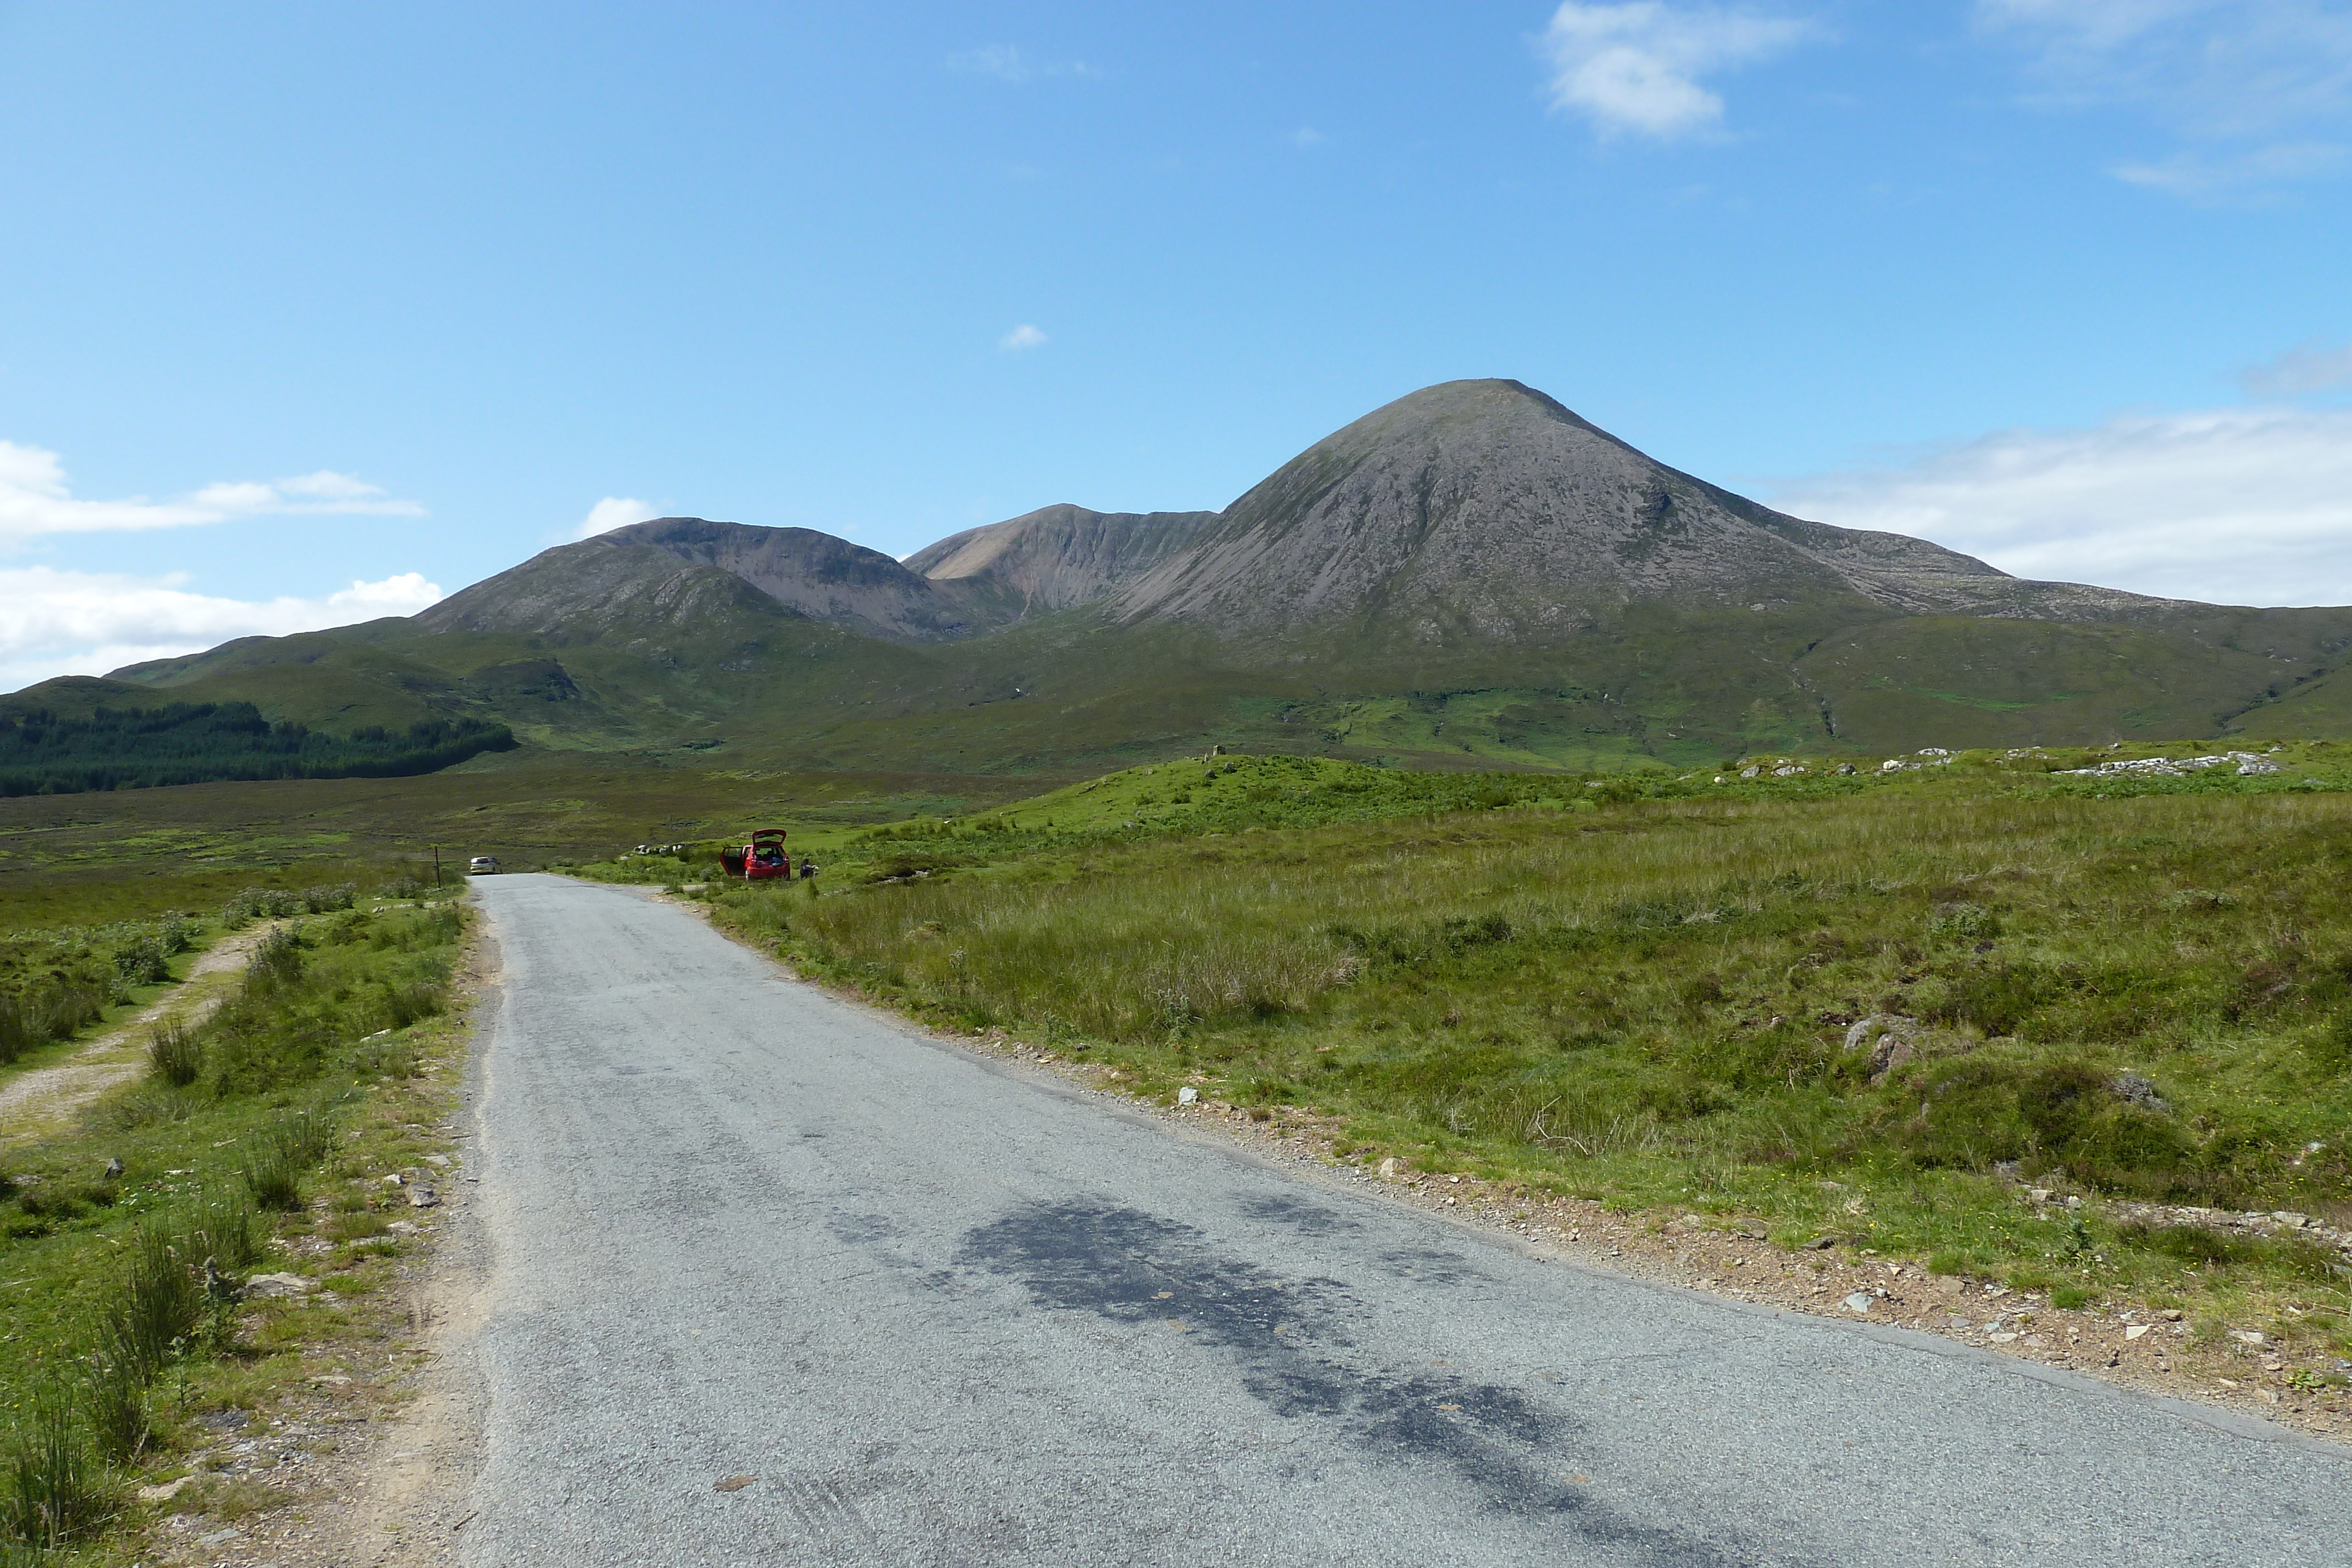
[468,855,499,874]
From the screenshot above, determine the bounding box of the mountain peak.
[1107,377,2026,639]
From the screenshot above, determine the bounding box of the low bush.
[113,937,170,985]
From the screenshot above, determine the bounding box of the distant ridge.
[15,374,2351,779]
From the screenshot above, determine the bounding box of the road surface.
[457,874,2349,1566]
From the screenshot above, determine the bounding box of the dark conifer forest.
[0,701,514,795]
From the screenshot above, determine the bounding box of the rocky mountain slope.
[1109,380,2171,640]
[907,504,1221,614]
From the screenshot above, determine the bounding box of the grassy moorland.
[0,749,1059,935]
[0,892,470,1559]
[597,742,2352,1365]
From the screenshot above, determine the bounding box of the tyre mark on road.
[956,1199,1765,1566]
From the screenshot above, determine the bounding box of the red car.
[720,828,793,880]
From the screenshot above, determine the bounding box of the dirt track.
[0,924,274,1142]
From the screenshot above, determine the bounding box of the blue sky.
[5,2,2350,689]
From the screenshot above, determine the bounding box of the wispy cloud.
[948,45,1094,83]
[1977,1,2352,190]
[0,439,422,547]
[0,567,443,693]
[998,323,1048,352]
[1771,404,2352,606]
[1541,2,1825,141]
[2113,139,2351,193]
[572,496,659,540]
[2241,337,2352,397]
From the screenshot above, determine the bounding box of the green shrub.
[300,882,357,914]
[112,937,169,985]
[245,926,303,990]
[156,914,196,954]
[218,887,302,926]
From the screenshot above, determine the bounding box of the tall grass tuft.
[240,1112,335,1211]
[147,1018,202,1087]
[80,1353,148,1463]
[2,1392,113,1548]
[383,980,445,1030]
[100,1227,203,1384]
[186,1189,263,1271]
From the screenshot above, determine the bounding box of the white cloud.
[1770,405,2352,607]
[0,568,443,694]
[998,323,1049,352]
[572,496,659,540]
[2242,337,2352,396]
[1542,2,1823,140]
[1979,1,2352,189]
[948,45,1094,83]
[0,439,422,547]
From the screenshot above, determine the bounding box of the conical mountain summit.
[1111,379,2159,640]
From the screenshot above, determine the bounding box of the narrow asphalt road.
[458,875,2349,1566]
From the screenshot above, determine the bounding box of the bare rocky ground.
[0,923,275,1143]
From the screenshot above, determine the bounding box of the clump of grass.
[81,1353,149,1463]
[101,1226,205,1384]
[383,980,444,1031]
[186,1189,263,1271]
[148,1018,203,1087]
[240,1112,335,1211]
[240,1149,302,1211]
[2,1392,114,1548]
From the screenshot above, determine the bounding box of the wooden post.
[433,845,442,889]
